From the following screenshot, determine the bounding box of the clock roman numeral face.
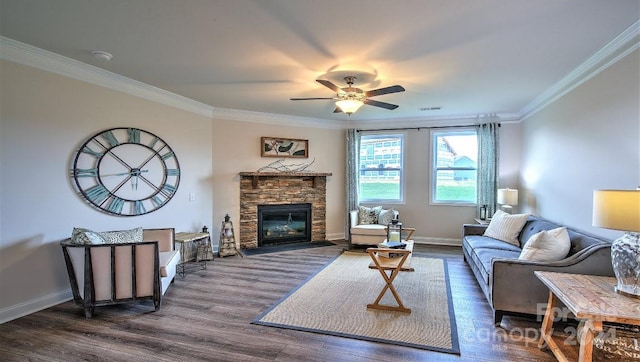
[71,128,180,216]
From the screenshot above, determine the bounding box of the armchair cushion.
[70,227,143,245]
[352,223,388,236]
[377,208,398,225]
[71,228,107,245]
[358,205,382,224]
[100,227,143,244]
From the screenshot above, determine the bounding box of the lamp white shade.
[497,188,518,206]
[592,190,640,232]
[335,99,364,114]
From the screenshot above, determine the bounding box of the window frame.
[430,128,478,206]
[358,131,406,204]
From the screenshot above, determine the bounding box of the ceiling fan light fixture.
[336,99,364,114]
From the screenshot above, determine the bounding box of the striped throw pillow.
[483,210,529,246]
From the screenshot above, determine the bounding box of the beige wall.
[359,123,522,244]
[0,60,214,321]
[0,59,346,322]
[1,44,636,324]
[520,49,640,240]
[209,119,345,240]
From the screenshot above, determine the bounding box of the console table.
[535,271,640,361]
[174,232,214,277]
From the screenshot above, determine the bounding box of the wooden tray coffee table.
[366,240,414,313]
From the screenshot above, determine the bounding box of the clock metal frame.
[71,127,181,216]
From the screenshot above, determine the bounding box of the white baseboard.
[325,233,346,241]
[325,233,461,247]
[413,236,462,247]
[0,289,72,324]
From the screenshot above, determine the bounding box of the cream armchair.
[61,228,180,318]
[348,207,400,249]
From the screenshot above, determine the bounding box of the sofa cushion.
[358,206,382,224]
[464,235,523,253]
[519,227,571,261]
[351,223,386,236]
[471,247,521,285]
[484,210,529,246]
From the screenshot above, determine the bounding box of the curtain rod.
[355,123,500,132]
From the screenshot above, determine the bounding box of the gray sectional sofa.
[462,215,614,325]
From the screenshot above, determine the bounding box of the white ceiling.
[1,0,639,125]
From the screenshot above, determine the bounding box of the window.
[431,129,478,204]
[358,133,404,203]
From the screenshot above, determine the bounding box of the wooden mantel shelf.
[239,172,332,189]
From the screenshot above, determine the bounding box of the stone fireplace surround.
[239,172,332,249]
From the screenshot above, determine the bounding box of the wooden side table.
[366,240,415,313]
[535,271,640,361]
[174,232,213,277]
[474,218,491,225]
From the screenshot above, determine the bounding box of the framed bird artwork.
[261,137,308,158]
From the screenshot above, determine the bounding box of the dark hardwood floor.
[0,242,558,361]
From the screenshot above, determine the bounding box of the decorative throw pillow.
[70,227,107,245]
[483,210,529,246]
[98,227,144,244]
[358,206,382,225]
[377,208,398,225]
[519,227,571,261]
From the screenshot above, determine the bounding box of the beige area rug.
[252,251,460,354]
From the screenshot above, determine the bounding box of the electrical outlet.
[189,193,196,201]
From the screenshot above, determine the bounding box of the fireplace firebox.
[258,203,312,246]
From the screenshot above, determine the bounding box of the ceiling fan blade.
[290,97,334,101]
[364,99,399,110]
[316,79,343,93]
[365,85,405,97]
[333,107,343,113]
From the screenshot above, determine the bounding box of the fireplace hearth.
[258,203,311,246]
[239,172,331,250]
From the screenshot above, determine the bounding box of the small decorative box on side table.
[174,232,214,277]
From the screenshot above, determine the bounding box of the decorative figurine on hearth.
[219,214,240,257]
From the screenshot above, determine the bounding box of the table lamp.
[592,189,640,298]
[497,188,518,214]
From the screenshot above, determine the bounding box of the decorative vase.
[611,231,640,298]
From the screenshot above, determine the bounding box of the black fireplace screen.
[258,203,311,246]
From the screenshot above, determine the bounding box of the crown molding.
[3,21,638,128]
[520,20,640,120]
[0,36,349,128]
[347,112,521,130]
[0,36,215,117]
[211,107,345,129]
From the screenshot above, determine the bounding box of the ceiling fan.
[291,76,405,114]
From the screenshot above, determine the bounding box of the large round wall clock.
[71,127,180,216]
